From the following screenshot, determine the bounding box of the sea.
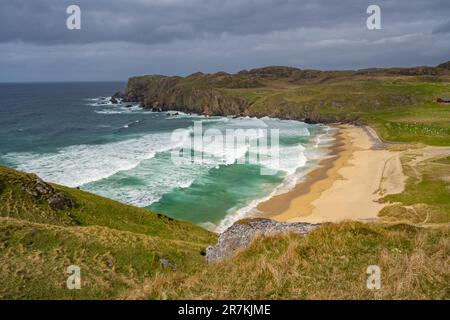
[0,82,336,232]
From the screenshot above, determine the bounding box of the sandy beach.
[257,125,406,224]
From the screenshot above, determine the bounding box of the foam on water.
[83,153,209,207]
[94,105,149,115]
[214,125,335,232]
[3,130,190,187]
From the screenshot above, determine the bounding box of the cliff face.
[124,73,250,116]
[119,62,450,123]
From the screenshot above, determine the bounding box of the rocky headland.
[113,61,450,124]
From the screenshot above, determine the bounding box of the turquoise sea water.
[0,82,335,231]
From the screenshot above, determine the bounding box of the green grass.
[0,157,449,299]
[0,165,216,299]
[0,165,214,243]
[367,104,450,145]
[380,154,450,224]
[0,217,209,299]
[129,222,450,300]
[1,73,450,299]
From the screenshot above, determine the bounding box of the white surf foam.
[94,104,147,115]
[84,153,209,208]
[215,125,336,233]
[3,131,190,187]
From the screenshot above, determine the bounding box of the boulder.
[206,218,320,263]
[22,176,75,211]
[47,194,75,210]
[110,97,119,104]
[159,258,177,271]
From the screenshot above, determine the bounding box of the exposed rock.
[110,97,119,104]
[112,91,126,100]
[47,194,75,210]
[159,258,177,271]
[22,176,75,211]
[23,177,52,197]
[304,118,319,124]
[106,260,114,269]
[206,218,320,263]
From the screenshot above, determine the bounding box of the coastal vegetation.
[1,151,449,299]
[380,151,450,224]
[0,165,215,299]
[1,61,449,299]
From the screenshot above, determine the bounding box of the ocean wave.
[85,96,113,107]
[214,160,315,233]
[122,120,140,128]
[313,126,336,148]
[215,126,336,233]
[83,153,208,208]
[257,144,307,175]
[3,131,190,187]
[94,104,146,115]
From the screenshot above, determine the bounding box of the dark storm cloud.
[0,0,449,82]
[433,20,450,34]
[0,0,448,45]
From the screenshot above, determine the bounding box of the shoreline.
[256,124,406,224]
[256,126,346,216]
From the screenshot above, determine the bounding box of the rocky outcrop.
[206,218,320,263]
[123,74,249,115]
[22,176,75,211]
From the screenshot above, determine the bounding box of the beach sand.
[257,125,406,224]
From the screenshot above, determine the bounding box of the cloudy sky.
[1,0,449,82]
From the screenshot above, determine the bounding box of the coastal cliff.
[116,62,450,124]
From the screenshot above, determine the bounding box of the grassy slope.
[380,153,450,224]
[127,223,450,299]
[3,160,448,299]
[225,79,450,146]
[0,165,216,299]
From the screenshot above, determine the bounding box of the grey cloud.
[0,0,449,82]
[433,20,450,34]
[1,0,449,45]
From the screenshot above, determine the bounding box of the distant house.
[436,97,450,103]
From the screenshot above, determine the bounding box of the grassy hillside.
[1,162,449,299]
[240,80,450,146]
[0,165,216,299]
[124,222,450,300]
